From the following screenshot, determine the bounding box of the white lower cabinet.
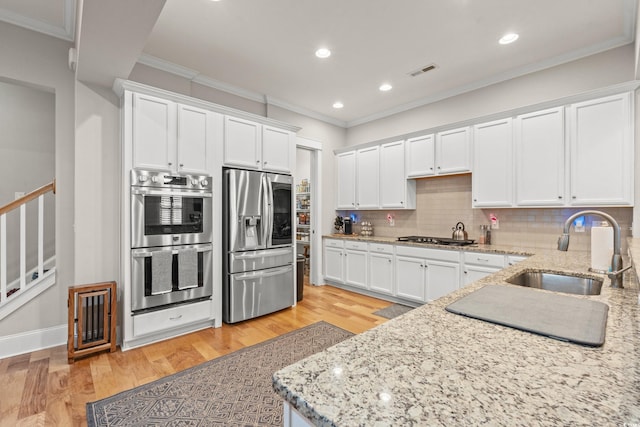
[395,255,426,302]
[323,239,526,303]
[395,246,460,303]
[344,241,368,289]
[368,243,394,295]
[426,260,461,301]
[132,300,213,337]
[462,251,505,286]
[323,239,344,283]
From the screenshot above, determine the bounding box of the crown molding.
[137,53,348,128]
[347,37,635,128]
[0,0,76,42]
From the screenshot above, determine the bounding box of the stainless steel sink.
[506,271,603,295]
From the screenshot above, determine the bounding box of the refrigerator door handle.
[233,248,292,259]
[266,176,274,246]
[232,265,292,281]
[261,174,273,247]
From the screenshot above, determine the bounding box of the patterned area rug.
[373,303,415,319]
[86,321,353,426]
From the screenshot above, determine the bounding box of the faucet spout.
[557,210,624,288]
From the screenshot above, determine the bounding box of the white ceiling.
[0,0,636,127]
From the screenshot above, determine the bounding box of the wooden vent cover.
[67,281,117,363]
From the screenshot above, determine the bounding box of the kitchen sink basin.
[506,271,603,296]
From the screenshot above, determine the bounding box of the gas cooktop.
[397,236,476,246]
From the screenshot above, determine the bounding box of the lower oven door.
[131,243,212,313]
[224,264,294,323]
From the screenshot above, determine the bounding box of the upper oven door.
[131,188,212,248]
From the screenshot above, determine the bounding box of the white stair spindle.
[20,204,26,290]
[38,195,44,279]
[1,214,6,301]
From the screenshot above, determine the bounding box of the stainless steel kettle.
[452,222,468,240]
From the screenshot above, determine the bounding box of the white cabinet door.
[324,246,344,283]
[132,93,176,171]
[436,127,471,174]
[569,92,633,206]
[514,107,565,206]
[472,118,513,207]
[406,134,435,177]
[336,151,356,209]
[177,104,210,174]
[224,116,261,169]
[425,260,460,302]
[395,255,425,302]
[344,249,368,289]
[380,140,408,209]
[462,265,500,286]
[369,252,394,295]
[262,125,293,173]
[356,146,380,209]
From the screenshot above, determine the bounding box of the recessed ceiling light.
[499,33,519,45]
[379,83,392,92]
[333,101,344,109]
[315,48,331,58]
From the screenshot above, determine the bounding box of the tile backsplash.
[338,174,633,253]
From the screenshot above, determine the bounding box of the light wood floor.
[0,281,393,426]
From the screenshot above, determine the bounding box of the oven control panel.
[131,169,212,192]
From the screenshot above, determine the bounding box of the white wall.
[346,45,635,146]
[0,22,75,337]
[74,82,121,284]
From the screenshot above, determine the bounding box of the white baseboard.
[0,324,67,359]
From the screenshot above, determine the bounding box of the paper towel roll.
[591,226,613,272]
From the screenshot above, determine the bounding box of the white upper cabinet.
[177,104,212,174]
[405,128,470,178]
[380,140,415,209]
[355,146,380,209]
[224,116,293,173]
[568,92,633,206]
[223,116,261,169]
[436,127,471,175]
[132,93,177,172]
[406,134,435,177]
[514,107,565,206]
[472,118,513,207]
[336,151,357,209]
[132,93,213,174]
[262,125,294,173]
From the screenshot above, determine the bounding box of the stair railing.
[0,180,55,306]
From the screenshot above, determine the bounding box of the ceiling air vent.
[409,64,437,77]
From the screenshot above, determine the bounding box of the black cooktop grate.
[397,236,476,246]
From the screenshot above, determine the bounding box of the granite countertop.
[322,233,537,256]
[274,238,640,426]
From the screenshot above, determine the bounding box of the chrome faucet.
[557,210,628,288]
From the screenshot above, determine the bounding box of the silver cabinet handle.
[169,315,183,320]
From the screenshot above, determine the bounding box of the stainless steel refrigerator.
[223,168,295,323]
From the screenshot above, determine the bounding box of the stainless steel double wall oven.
[130,169,213,312]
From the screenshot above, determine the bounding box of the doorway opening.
[295,137,322,286]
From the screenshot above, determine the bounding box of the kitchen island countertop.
[273,239,640,426]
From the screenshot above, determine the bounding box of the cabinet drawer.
[133,300,212,337]
[396,245,460,262]
[368,243,394,254]
[463,252,505,268]
[507,255,529,266]
[324,239,344,249]
[344,240,368,251]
